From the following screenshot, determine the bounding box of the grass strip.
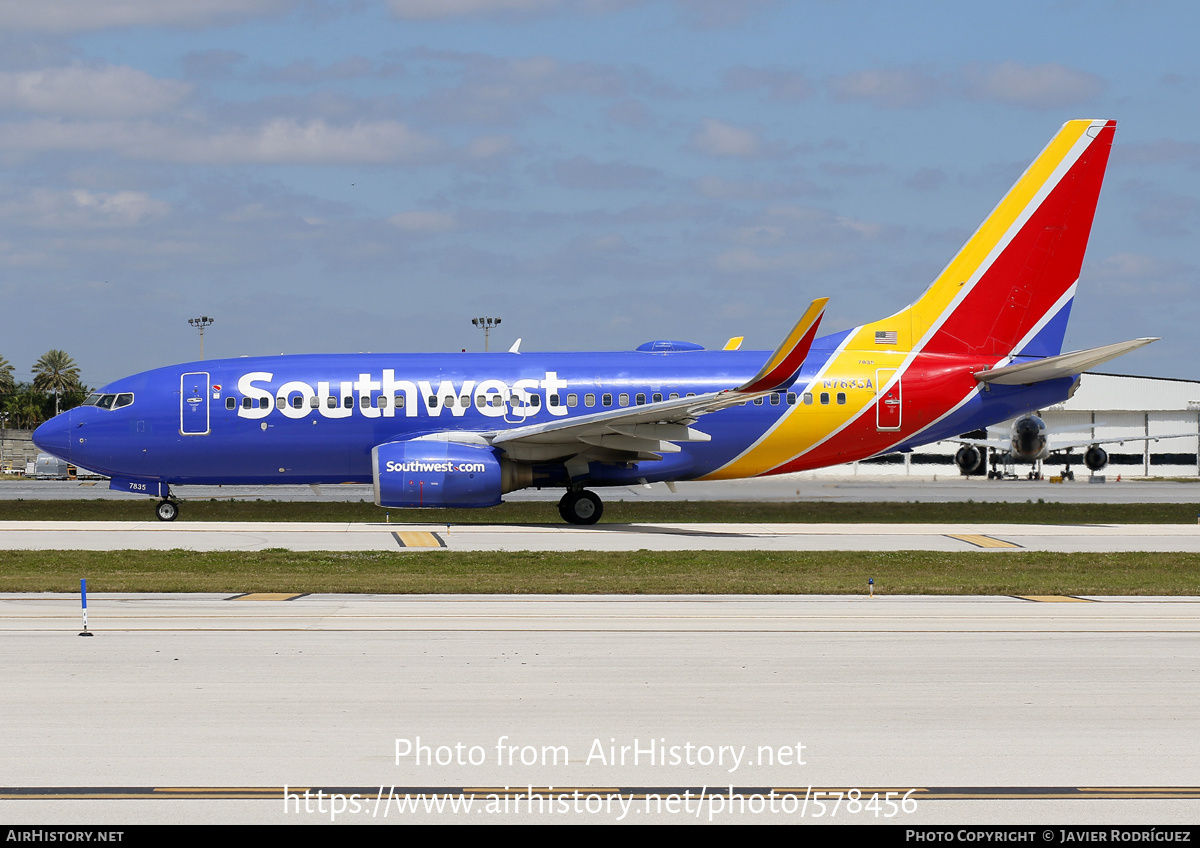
[2,549,1198,595]
[2,499,1200,524]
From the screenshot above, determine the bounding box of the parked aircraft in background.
[34,119,1157,523]
[952,411,1188,480]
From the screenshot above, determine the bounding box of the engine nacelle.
[955,445,986,476]
[373,440,520,508]
[1084,446,1108,472]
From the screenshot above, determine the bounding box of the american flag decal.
[875,330,898,344]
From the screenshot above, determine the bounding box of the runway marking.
[392,531,446,548]
[228,593,307,601]
[1015,595,1095,603]
[4,785,1200,801]
[946,534,1022,549]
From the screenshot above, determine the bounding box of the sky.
[2,0,1198,388]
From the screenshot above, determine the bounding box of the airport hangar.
[795,372,1200,480]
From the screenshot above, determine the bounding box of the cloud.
[723,66,813,102]
[0,118,443,164]
[388,210,458,232]
[552,156,661,190]
[0,188,169,228]
[1087,252,1195,297]
[412,50,627,125]
[0,66,191,118]
[672,0,778,29]
[905,168,947,192]
[963,62,1106,109]
[827,62,1106,111]
[691,118,763,158]
[828,67,943,109]
[0,0,293,32]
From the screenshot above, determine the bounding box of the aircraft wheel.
[156,500,179,522]
[559,490,603,525]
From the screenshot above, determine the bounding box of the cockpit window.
[87,392,134,410]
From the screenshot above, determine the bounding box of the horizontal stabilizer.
[975,338,1159,385]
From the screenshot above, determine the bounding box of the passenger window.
[618,393,629,407]
[549,394,560,407]
[242,397,252,409]
[292,396,303,409]
[602,393,612,407]
[343,396,353,409]
[529,395,540,408]
[653,393,663,403]
[357,395,368,409]
[276,396,286,408]
[395,395,405,409]
[567,393,577,407]
[226,398,236,410]
[685,392,696,398]
[460,396,470,408]
[803,393,813,405]
[787,392,797,405]
[310,396,319,408]
[669,393,679,400]
[837,392,846,405]
[378,396,388,408]
[753,397,763,406]
[770,393,780,405]
[635,393,646,406]
[584,393,595,407]
[260,397,269,410]
[428,396,438,408]
[820,392,829,405]
[326,397,336,408]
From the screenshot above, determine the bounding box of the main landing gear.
[155,498,180,522]
[558,489,603,525]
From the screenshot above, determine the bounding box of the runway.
[5,476,1200,503]
[1,593,1197,824]
[4,519,1200,551]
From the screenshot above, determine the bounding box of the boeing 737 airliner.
[34,119,1155,523]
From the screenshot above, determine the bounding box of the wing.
[487,298,828,467]
[1048,432,1196,453]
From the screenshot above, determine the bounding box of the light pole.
[471,316,501,352]
[188,316,214,359]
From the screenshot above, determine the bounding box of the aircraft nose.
[32,411,71,461]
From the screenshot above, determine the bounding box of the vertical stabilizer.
[906,119,1116,357]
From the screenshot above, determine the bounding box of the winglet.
[736,297,828,394]
[723,336,744,351]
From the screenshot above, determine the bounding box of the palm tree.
[32,350,81,416]
[0,355,13,395]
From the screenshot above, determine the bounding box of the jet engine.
[1084,446,1108,472]
[372,439,530,508]
[955,445,986,476]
